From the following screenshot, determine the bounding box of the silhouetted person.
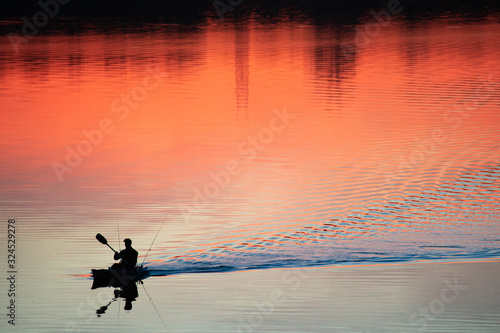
[111,238,138,270]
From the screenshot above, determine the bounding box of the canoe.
[91,267,149,289]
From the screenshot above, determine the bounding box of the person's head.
[124,238,132,248]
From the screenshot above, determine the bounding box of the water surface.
[1,9,499,332]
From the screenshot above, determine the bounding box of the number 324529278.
[8,219,15,268]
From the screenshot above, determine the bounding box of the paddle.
[96,233,132,267]
[96,233,117,251]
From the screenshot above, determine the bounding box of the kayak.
[91,267,149,289]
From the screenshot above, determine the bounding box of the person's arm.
[114,251,121,260]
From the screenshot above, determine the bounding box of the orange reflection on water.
[0,18,499,250]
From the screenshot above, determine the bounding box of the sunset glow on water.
[1,2,499,332]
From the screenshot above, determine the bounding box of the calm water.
[1,8,500,333]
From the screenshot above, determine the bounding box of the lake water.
[1,5,499,333]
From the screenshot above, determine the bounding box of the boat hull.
[91,267,149,289]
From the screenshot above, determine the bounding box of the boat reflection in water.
[91,267,149,313]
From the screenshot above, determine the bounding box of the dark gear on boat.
[112,238,138,270]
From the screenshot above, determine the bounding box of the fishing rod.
[140,215,168,266]
[141,282,168,330]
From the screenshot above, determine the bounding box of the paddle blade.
[96,233,108,245]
